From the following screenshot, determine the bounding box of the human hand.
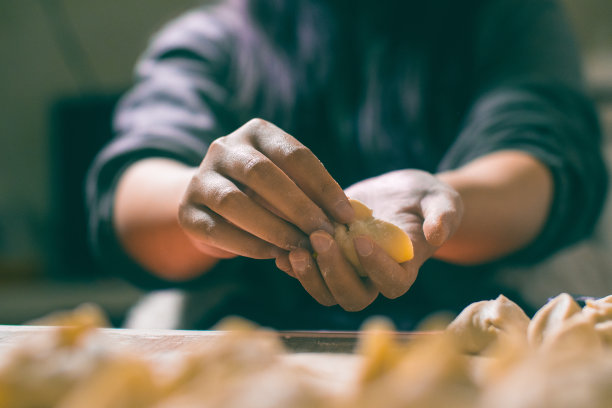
[287,170,463,311]
[178,119,355,264]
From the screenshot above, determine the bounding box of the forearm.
[113,158,223,281]
[435,150,553,265]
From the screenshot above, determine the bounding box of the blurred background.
[0,0,611,326]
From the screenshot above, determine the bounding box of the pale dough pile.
[446,293,612,408]
[3,294,612,407]
[446,294,530,354]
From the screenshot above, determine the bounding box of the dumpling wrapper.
[446,294,530,355]
[527,293,582,347]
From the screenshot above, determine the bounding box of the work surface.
[3,292,612,408]
[0,325,422,354]
[0,325,368,387]
[0,324,382,406]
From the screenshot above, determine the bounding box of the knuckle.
[284,145,313,164]
[207,136,229,156]
[281,230,306,250]
[195,215,218,239]
[292,203,325,232]
[244,117,270,134]
[318,178,339,197]
[242,156,273,182]
[178,206,218,240]
[177,200,195,230]
[209,187,243,211]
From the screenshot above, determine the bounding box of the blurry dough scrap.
[27,303,109,328]
[155,317,292,404]
[334,199,413,276]
[579,296,612,346]
[587,294,612,305]
[0,304,113,408]
[479,348,612,408]
[7,294,612,408]
[58,357,159,408]
[0,349,94,408]
[349,332,477,408]
[208,316,286,367]
[27,303,110,348]
[355,318,405,384]
[527,293,582,347]
[583,295,612,322]
[538,313,601,354]
[152,318,341,408]
[594,321,612,346]
[1,332,165,408]
[446,295,530,355]
[154,364,330,408]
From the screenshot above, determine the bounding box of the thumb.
[420,191,463,247]
[423,215,451,247]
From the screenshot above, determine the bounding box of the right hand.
[178,118,355,267]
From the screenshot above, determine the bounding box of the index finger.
[243,119,355,224]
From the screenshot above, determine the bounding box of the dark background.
[0,0,611,325]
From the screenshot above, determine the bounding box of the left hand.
[286,170,463,311]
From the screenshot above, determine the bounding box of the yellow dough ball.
[334,199,414,276]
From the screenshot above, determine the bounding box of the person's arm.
[437,0,607,263]
[113,158,227,282]
[87,9,240,288]
[435,149,553,265]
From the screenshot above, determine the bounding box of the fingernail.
[290,252,308,273]
[311,233,333,253]
[335,200,355,222]
[354,236,373,257]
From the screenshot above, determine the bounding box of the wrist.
[114,158,221,281]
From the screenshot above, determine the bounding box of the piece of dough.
[334,199,413,276]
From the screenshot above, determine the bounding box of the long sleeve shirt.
[86,0,607,329]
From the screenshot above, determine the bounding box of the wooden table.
[0,325,432,387]
[0,325,366,388]
[0,325,426,352]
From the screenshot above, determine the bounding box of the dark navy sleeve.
[438,0,608,263]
